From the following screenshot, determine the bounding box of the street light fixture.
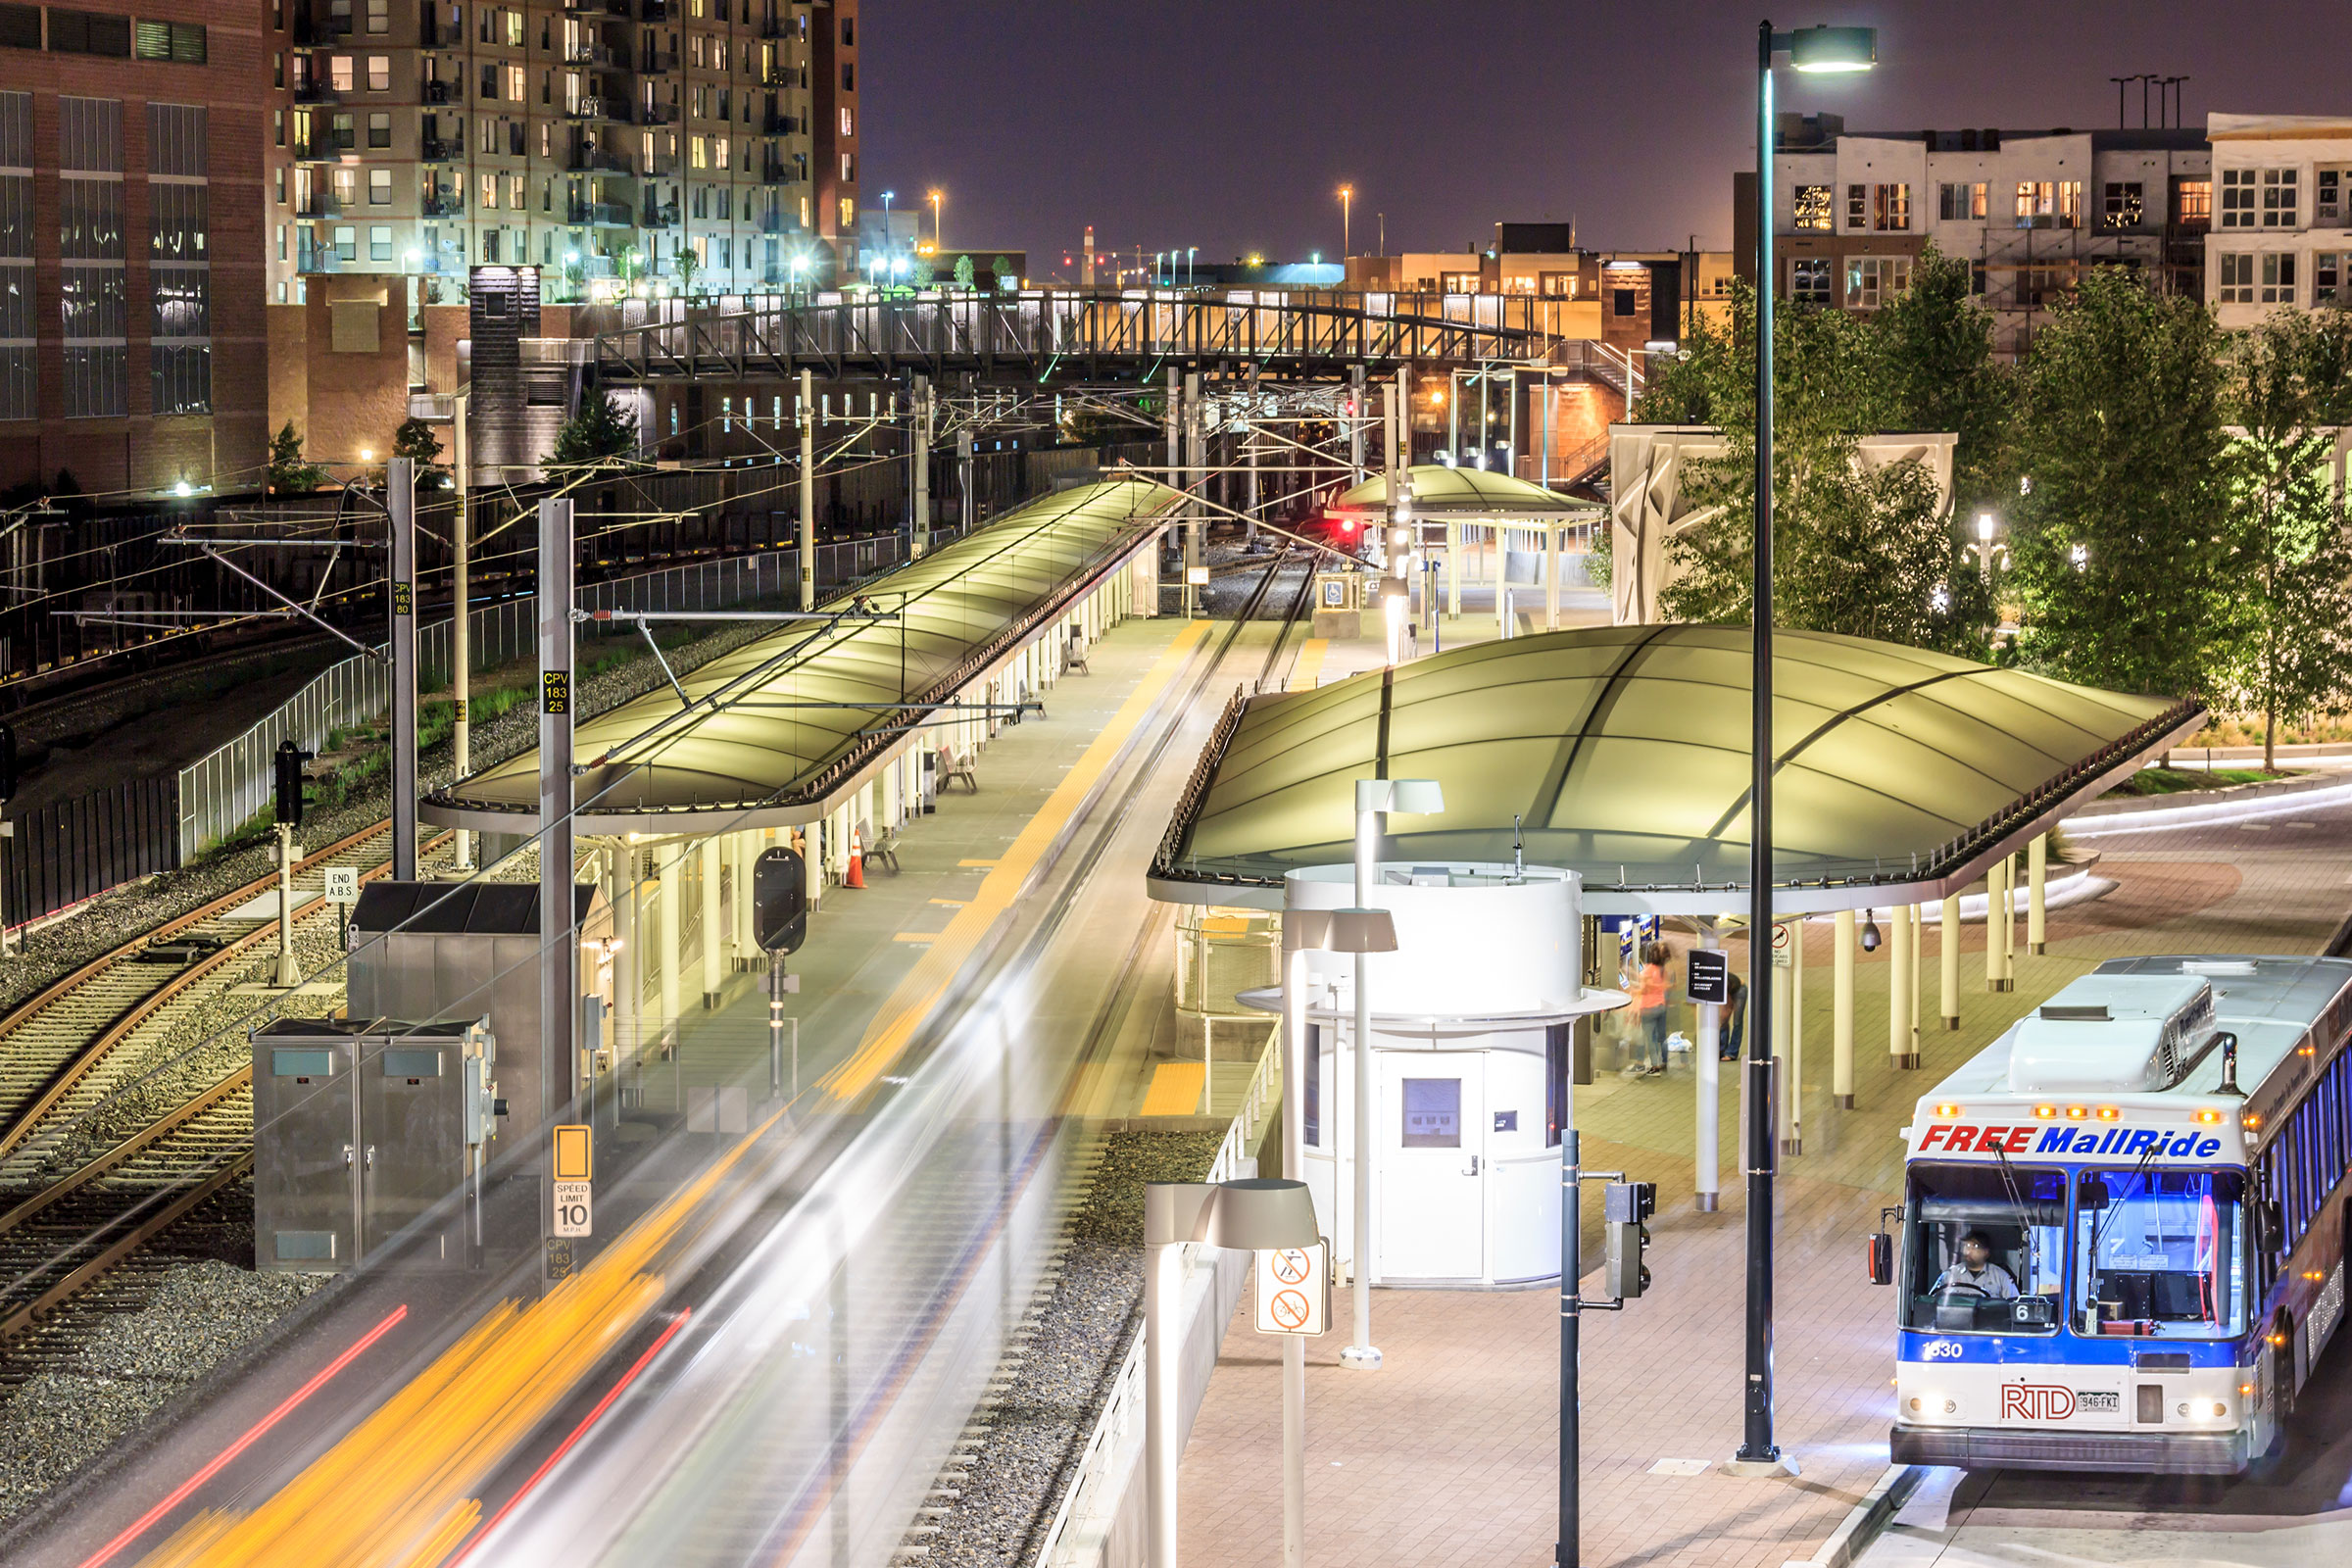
[1735,15,1877,1485]
[1338,184,1353,259]
[928,187,944,251]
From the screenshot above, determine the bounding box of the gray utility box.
[253,1015,498,1274]
[347,882,606,1148]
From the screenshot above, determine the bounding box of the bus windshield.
[1902,1161,2066,1334]
[2073,1167,2247,1339]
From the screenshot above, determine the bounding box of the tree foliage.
[546,390,641,472]
[1636,256,1999,659]
[392,416,450,488]
[268,420,326,494]
[2215,311,2352,764]
[953,254,976,290]
[2006,267,2232,697]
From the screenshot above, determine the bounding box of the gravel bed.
[0,1259,326,1526]
[1199,534,1328,621]
[925,1128,1223,1568]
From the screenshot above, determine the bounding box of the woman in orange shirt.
[1634,942,1670,1077]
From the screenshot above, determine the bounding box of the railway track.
[0,821,451,1349]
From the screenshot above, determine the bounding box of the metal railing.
[173,540,919,860]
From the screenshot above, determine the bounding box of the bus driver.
[1936,1231,2019,1300]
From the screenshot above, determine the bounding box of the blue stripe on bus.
[1896,1331,2247,1368]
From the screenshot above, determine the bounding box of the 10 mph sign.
[1253,1240,1331,1337]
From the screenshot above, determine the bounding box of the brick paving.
[1175,801,2352,1567]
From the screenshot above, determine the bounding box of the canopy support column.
[1832,909,1854,1110]
[1695,921,1721,1213]
[700,835,723,1008]
[1938,894,1960,1034]
[658,848,681,1050]
[2028,834,2048,954]
[1545,521,1560,631]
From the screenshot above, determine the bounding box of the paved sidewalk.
[1174,800,2352,1567]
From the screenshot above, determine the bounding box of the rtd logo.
[2001,1383,2077,1421]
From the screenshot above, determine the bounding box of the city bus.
[1875,955,2352,1471]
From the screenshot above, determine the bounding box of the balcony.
[296,250,348,275]
[293,194,342,220]
[760,65,797,88]
[642,201,680,228]
[567,200,635,227]
[762,112,799,135]
[757,162,794,187]
[422,191,465,218]
[637,100,677,125]
[292,79,339,105]
[562,0,631,15]
[758,15,792,37]
[639,48,679,73]
[758,210,786,234]
[291,137,346,164]
[565,96,633,124]
[641,152,678,177]
[639,0,671,20]
[566,42,625,70]
[421,78,455,104]
[565,146,634,175]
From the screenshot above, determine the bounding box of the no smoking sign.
[1253,1240,1331,1338]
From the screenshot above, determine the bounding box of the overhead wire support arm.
[166,535,386,662]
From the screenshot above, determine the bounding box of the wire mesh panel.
[7,775,178,926]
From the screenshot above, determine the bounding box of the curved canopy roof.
[1329,464,1593,516]
[426,475,1182,833]
[1150,625,2201,914]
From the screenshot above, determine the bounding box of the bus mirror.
[2079,1176,2110,1211]
[1867,1231,1893,1286]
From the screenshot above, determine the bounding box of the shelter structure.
[1325,465,1600,635]
[1149,624,2202,1189]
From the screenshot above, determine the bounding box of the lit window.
[2176,179,2212,226]
[2317,252,2349,307]
[330,55,353,92]
[1873,182,1910,231]
[368,55,389,91]
[368,169,390,204]
[1938,182,1986,221]
[1844,255,1911,309]
[1846,183,1866,229]
[1792,184,1832,230]
[2101,182,2143,230]
[370,223,391,261]
[839,106,853,138]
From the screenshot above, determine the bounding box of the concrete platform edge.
[1797,1462,1927,1568]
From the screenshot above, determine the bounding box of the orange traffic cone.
[845,829,866,889]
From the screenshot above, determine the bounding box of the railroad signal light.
[1602,1180,1654,1299]
[273,738,315,828]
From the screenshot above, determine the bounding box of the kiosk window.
[1401,1079,1461,1149]
[271,1049,335,1077]
[381,1049,442,1077]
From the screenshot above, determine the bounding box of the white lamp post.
[1144,1177,1321,1568]
[1341,778,1442,1370]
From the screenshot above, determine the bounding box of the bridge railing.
[590,288,1574,378]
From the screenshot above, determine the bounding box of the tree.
[1870,247,2016,514]
[2006,267,2232,698]
[953,253,976,290]
[991,256,1015,289]
[545,389,640,472]
[268,420,326,494]
[1649,279,1995,658]
[674,245,701,299]
[392,416,450,488]
[2217,312,2352,767]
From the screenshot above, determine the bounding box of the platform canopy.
[423,475,1182,835]
[1327,464,1594,518]
[1148,624,2203,915]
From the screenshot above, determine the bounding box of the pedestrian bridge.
[585,287,1566,383]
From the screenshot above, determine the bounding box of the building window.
[1789,256,1834,305]
[1938,181,1986,221]
[1439,271,1479,294]
[2263,168,2299,227]
[2221,168,2257,229]
[368,112,391,148]
[332,113,354,150]
[2320,169,2348,227]
[150,183,207,259]
[367,0,388,32]
[2261,252,2298,305]
[1845,182,1866,229]
[370,223,392,261]
[62,345,124,416]
[2219,252,2255,304]
[368,169,391,205]
[1539,270,1575,297]
[1873,182,1910,231]
[2015,266,2068,310]
[2316,252,2349,307]
[2176,178,2212,227]
[48,10,131,57]
[2014,180,2082,229]
[1792,184,1832,230]
[839,106,853,138]
[368,55,390,91]
[330,54,354,91]
[2101,182,2144,230]
[1845,255,1910,309]
[837,194,854,230]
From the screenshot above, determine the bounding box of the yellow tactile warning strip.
[956,858,1001,868]
[142,623,1209,1568]
[1139,1062,1206,1117]
[823,618,1209,1102]
[1286,637,1328,692]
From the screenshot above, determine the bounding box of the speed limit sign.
[553,1180,593,1238]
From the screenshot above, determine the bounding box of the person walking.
[1633,942,1670,1077]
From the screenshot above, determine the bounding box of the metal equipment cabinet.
[252,1015,498,1274]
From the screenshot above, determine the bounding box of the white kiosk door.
[1379,1054,1485,1280]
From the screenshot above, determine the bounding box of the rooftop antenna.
[1512,813,1525,878]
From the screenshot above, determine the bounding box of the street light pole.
[1339,185,1352,259]
[1737,18,1875,1478]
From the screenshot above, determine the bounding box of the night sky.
[864,0,2352,275]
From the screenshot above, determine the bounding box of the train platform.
[1170,795,2352,1567]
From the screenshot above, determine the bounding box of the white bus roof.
[1920,956,2352,1149]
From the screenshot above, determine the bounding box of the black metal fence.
[6,776,179,929]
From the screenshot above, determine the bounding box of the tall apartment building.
[0,0,267,494]
[2204,114,2352,327]
[1737,113,2211,357]
[259,0,857,305]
